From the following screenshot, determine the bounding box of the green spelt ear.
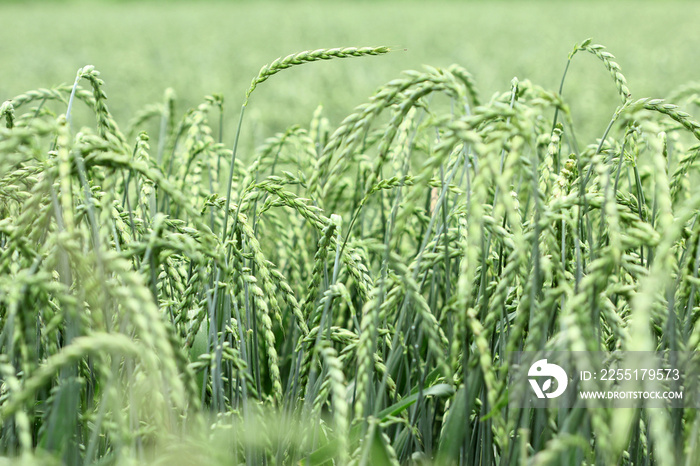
[0,101,15,129]
[568,38,631,102]
[244,46,390,106]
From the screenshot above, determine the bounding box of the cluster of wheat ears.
[1,40,700,465]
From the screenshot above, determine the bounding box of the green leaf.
[304,383,454,465]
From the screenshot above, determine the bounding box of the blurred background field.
[2,0,699,149]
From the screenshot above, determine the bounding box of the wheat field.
[2,3,700,464]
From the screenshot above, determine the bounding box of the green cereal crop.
[1,38,700,466]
